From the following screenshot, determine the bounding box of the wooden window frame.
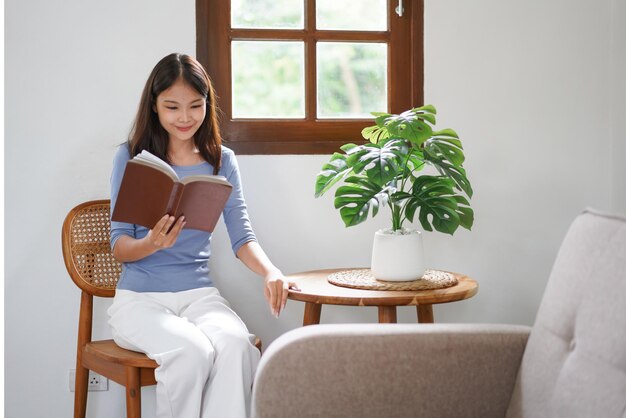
[196,0,424,155]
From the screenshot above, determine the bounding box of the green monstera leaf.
[426,158,473,198]
[376,105,437,146]
[361,124,390,144]
[422,128,473,197]
[348,139,407,187]
[401,176,474,234]
[333,177,391,227]
[314,152,353,198]
[451,195,474,230]
[423,129,465,167]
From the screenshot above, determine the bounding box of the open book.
[111,150,232,233]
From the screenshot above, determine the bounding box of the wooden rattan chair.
[62,200,261,418]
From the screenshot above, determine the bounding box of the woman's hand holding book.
[146,214,186,251]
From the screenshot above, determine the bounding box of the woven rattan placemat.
[327,269,458,291]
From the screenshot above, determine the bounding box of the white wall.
[4,0,623,416]
[611,0,626,212]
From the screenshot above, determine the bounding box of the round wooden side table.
[286,268,478,326]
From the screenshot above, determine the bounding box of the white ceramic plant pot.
[371,229,425,281]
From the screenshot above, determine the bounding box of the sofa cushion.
[507,209,626,418]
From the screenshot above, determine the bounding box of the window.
[196,0,424,154]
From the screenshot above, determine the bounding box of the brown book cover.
[111,151,232,233]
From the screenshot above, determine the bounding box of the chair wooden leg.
[74,365,89,418]
[125,367,141,418]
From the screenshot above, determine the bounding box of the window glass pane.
[316,0,387,31]
[231,0,304,29]
[317,42,387,119]
[232,41,305,119]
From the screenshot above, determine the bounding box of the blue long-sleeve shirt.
[110,143,257,292]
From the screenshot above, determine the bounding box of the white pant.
[107,287,260,418]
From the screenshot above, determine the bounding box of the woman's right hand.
[145,214,186,250]
[112,215,186,262]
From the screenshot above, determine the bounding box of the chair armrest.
[252,323,531,418]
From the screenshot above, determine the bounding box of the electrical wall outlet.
[69,369,109,392]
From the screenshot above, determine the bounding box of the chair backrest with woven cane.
[62,200,262,418]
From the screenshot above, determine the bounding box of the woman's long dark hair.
[128,53,222,174]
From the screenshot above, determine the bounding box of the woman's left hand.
[264,274,300,317]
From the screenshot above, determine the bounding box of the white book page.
[134,150,179,180]
[181,174,231,187]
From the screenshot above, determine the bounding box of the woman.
[108,52,296,418]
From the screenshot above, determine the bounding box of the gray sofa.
[252,209,626,418]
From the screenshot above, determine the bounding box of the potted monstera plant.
[315,105,474,281]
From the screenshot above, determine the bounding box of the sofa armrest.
[252,323,531,418]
